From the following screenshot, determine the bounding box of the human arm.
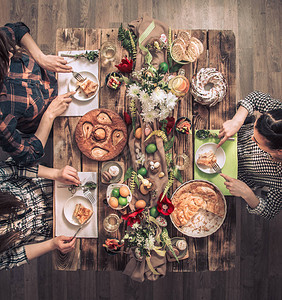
[0,237,76,270]
[217,106,249,147]
[0,91,74,164]
[220,173,259,207]
[34,91,74,148]
[3,22,72,73]
[217,91,282,148]
[19,33,72,73]
[220,173,282,219]
[25,236,76,260]
[38,165,81,185]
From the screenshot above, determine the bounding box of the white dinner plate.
[63,195,93,226]
[195,142,226,174]
[68,71,99,101]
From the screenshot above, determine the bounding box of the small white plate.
[63,195,93,225]
[195,142,226,174]
[68,71,99,101]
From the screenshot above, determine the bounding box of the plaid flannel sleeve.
[2,22,30,44]
[0,246,28,270]
[0,158,39,181]
[247,187,282,220]
[238,91,282,116]
[0,113,44,165]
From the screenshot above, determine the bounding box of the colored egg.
[109,197,119,208]
[135,200,146,209]
[119,186,130,197]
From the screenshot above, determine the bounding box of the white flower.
[132,223,140,230]
[139,90,151,104]
[151,88,167,105]
[127,84,141,99]
[158,106,170,120]
[144,234,155,251]
[141,109,158,123]
[166,92,178,109]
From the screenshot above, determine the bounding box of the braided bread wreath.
[190,68,227,107]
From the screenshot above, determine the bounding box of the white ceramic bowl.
[64,194,93,225]
[195,142,226,174]
[106,183,132,210]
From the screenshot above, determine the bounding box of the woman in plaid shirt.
[0,159,80,270]
[0,22,74,164]
[218,91,282,219]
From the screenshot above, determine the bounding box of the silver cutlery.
[211,162,222,173]
[72,71,86,82]
[82,188,96,205]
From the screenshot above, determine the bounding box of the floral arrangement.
[121,208,178,262]
[126,65,179,124]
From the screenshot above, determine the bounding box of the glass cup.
[168,75,190,97]
[103,213,120,232]
[100,42,116,67]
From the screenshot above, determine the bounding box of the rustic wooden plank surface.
[52,27,236,272]
[0,1,281,299]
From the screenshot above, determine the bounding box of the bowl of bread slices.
[170,31,204,64]
[69,71,99,101]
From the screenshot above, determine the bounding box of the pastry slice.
[73,203,93,224]
[77,79,98,97]
[197,150,217,167]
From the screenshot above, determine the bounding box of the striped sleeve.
[0,246,28,270]
[0,159,39,181]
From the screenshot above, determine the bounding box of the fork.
[72,71,86,82]
[82,188,97,205]
[211,162,222,173]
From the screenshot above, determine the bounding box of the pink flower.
[115,57,133,73]
[157,193,174,216]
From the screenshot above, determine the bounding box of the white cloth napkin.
[55,172,98,238]
[57,50,99,116]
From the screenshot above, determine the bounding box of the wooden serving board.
[75,108,127,161]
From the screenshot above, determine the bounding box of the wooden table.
[53,27,236,271]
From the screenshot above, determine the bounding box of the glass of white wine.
[103,213,120,232]
[101,42,116,67]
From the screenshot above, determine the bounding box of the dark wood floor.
[0,0,281,299]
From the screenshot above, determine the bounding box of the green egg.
[146,143,157,154]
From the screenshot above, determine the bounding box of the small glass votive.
[103,213,120,232]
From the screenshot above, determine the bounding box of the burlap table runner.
[128,16,169,70]
[128,112,169,208]
[123,249,167,282]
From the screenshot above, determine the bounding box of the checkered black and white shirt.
[0,159,53,270]
[237,91,282,219]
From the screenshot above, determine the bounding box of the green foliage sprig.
[118,24,137,62]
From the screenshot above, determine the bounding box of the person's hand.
[37,54,73,73]
[220,173,253,197]
[52,236,76,254]
[45,91,75,120]
[54,165,81,186]
[217,119,241,147]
